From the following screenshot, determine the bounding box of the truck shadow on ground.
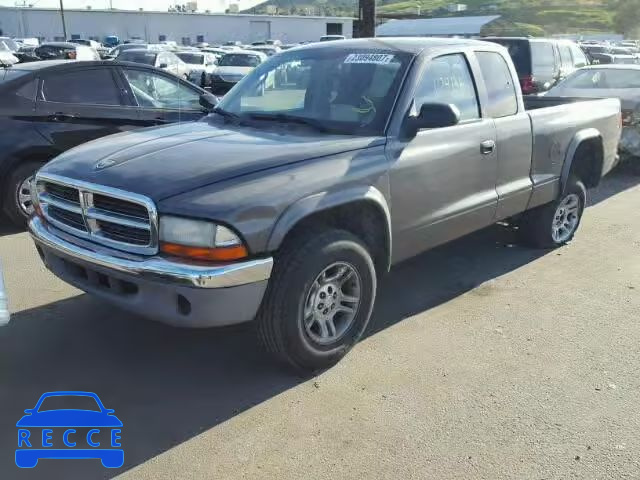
[0,168,637,479]
[0,221,20,237]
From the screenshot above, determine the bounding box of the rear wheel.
[2,161,44,228]
[519,175,587,248]
[257,229,377,372]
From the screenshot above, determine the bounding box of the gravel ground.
[0,166,638,480]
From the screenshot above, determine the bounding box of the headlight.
[159,216,247,261]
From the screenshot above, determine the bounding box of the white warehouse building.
[0,7,353,45]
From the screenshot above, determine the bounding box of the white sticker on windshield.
[344,53,395,65]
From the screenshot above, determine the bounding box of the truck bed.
[523,96,621,201]
[523,95,609,110]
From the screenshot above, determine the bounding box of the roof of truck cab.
[295,37,499,54]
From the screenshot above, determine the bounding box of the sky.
[0,1,222,10]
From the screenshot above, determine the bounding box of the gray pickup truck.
[28,38,621,371]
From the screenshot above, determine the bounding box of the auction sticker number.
[344,54,395,65]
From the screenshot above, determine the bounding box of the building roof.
[376,15,501,37]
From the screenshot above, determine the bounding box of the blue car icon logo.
[16,391,123,468]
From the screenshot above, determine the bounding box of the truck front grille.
[48,205,87,232]
[36,175,158,255]
[93,194,150,221]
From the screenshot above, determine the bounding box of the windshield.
[584,45,606,54]
[0,69,30,82]
[559,69,640,89]
[37,395,102,412]
[0,37,18,51]
[114,44,145,55]
[118,51,157,65]
[217,48,413,136]
[219,54,262,67]
[176,53,204,64]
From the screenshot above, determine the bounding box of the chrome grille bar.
[34,173,159,256]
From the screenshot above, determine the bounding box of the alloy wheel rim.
[302,262,361,346]
[16,175,35,217]
[551,193,580,243]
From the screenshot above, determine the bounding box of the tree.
[614,0,640,36]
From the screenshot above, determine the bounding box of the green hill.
[248,0,619,36]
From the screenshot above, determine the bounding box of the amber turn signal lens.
[160,242,248,261]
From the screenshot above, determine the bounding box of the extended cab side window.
[415,54,479,121]
[476,51,518,118]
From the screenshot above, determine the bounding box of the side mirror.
[105,409,115,414]
[24,409,33,414]
[159,63,168,69]
[407,103,460,135]
[199,92,218,112]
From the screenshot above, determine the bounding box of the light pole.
[59,0,67,40]
[358,0,376,38]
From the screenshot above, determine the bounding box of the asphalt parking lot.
[0,165,638,480]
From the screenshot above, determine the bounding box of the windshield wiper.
[245,112,329,132]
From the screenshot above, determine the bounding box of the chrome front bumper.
[29,216,272,289]
[28,216,273,327]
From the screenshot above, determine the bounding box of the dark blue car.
[16,391,123,468]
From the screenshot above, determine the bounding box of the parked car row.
[0,60,216,225]
[484,37,589,94]
[580,42,640,66]
[543,64,640,159]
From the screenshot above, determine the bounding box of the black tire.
[2,161,44,228]
[257,229,377,372]
[519,175,587,249]
[200,72,207,88]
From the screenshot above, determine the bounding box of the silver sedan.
[547,65,640,158]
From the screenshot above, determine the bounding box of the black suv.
[0,60,215,226]
[483,37,589,94]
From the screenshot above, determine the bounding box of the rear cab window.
[475,51,518,118]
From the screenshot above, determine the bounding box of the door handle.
[480,140,496,155]
[49,112,76,122]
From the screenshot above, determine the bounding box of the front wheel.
[257,229,377,372]
[2,161,44,228]
[519,175,587,248]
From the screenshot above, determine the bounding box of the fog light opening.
[177,294,191,316]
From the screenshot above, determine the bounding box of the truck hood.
[41,120,384,201]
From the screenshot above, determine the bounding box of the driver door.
[389,53,499,262]
[118,67,207,125]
